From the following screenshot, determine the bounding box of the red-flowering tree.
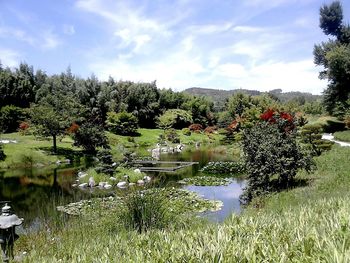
[241,110,314,203]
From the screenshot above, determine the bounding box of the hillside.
[184,87,322,110]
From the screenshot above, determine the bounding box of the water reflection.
[0,147,245,230]
[185,179,246,222]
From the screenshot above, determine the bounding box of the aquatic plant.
[201,161,245,175]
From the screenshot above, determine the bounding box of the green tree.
[30,94,85,153]
[157,109,192,129]
[314,1,350,117]
[241,113,313,203]
[73,123,109,154]
[106,111,138,136]
[0,105,26,133]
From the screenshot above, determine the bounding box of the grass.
[15,145,350,262]
[334,130,350,142]
[0,133,82,169]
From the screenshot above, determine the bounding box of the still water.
[0,147,245,230]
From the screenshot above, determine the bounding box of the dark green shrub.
[301,124,334,156]
[323,119,346,133]
[106,111,138,136]
[165,128,180,143]
[73,123,109,154]
[119,191,170,233]
[0,105,26,133]
[242,121,314,204]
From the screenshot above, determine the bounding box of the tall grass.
[16,146,350,262]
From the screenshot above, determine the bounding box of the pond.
[0,146,245,231]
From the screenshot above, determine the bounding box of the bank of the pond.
[14,145,350,262]
[0,129,225,168]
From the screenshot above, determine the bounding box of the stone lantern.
[0,203,23,263]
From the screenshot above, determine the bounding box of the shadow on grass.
[37,147,85,160]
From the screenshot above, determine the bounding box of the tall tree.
[314,1,350,117]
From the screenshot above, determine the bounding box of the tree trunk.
[53,134,57,153]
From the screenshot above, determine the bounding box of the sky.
[0,0,349,94]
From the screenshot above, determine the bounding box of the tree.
[157,109,192,129]
[30,94,85,153]
[106,111,138,136]
[314,1,350,117]
[241,110,313,203]
[0,105,26,133]
[73,123,109,154]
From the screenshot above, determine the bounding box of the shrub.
[73,123,109,154]
[67,122,79,134]
[204,126,217,134]
[157,109,192,129]
[182,128,191,136]
[118,190,170,233]
[189,124,203,132]
[345,115,350,129]
[301,124,334,156]
[19,121,30,135]
[106,111,138,136]
[242,117,314,203]
[165,128,180,143]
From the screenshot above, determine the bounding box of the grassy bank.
[15,145,350,262]
[0,129,224,169]
[334,130,350,142]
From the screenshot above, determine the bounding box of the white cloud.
[0,48,21,67]
[0,26,35,45]
[41,31,61,50]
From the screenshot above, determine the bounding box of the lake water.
[0,146,245,230]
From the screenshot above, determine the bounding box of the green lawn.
[334,130,350,142]
[16,145,350,262]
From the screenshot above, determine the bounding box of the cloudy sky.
[0,0,349,94]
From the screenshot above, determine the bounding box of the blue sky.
[0,0,349,94]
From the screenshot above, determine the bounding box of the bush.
[301,124,334,156]
[118,190,170,233]
[19,121,30,135]
[189,124,203,132]
[0,105,25,133]
[165,128,180,143]
[182,128,191,136]
[106,111,138,136]
[73,123,109,154]
[157,109,192,129]
[242,118,314,203]
[204,126,217,134]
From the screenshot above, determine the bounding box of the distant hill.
[183,87,322,111]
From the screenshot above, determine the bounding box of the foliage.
[204,126,217,134]
[201,161,245,175]
[188,123,203,132]
[106,111,138,136]
[114,167,145,183]
[164,128,180,143]
[0,105,26,133]
[157,109,192,129]
[95,148,115,175]
[181,95,214,126]
[118,190,171,233]
[242,115,314,203]
[30,93,85,153]
[182,128,191,136]
[19,121,30,135]
[314,1,350,117]
[300,124,334,156]
[73,123,109,154]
